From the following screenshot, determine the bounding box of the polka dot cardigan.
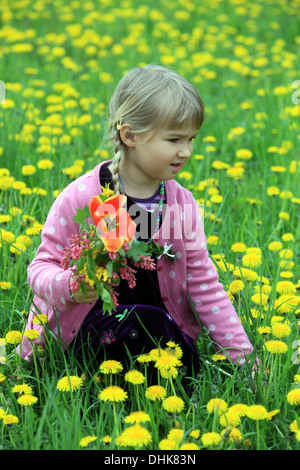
[19,160,254,366]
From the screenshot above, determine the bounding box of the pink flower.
[119,264,137,289]
[134,256,156,271]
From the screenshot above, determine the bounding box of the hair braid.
[110,128,124,194]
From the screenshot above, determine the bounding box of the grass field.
[0,0,300,451]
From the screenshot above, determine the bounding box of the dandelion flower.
[124,370,145,385]
[276,281,297,295]
[162,396,185,413]
[287,388,300,405]
[5,330,23,345]
[268,241,282,252]
[145,385,167,401]
[229,280,245,294]
[98,385,128,403]
[159,366,179,379]
[219,410,241,427]
[159,439,178,450]
[24,329,40,340]
[231,242,247,252]
[211,353,227,362]
[32,314,48,325]
[228,403,248,417]
[180,442,200,450]
[154,353,182,370]
[221,427,243,444]
[124,411,151,424]
[251,292,269,306]
[57,375,83,392]
[271,322,291,338]
[242,252,262,268]
[101,435,111,444]
[0,373,6,383]
[265,340,288,354]
[189,429,200,439]
[99,360,123,374]
[79,435,97,447]
[201,432,223,447]
[206,398,228,415]
[267,409,280,420]
[245,405,268,420]
[115,424,152,448]
[290,420,300,433]
[17,394,38,406]
[12,383,33,395]
[2,414,19,425]
[167,428,184,444]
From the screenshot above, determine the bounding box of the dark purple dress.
[71,163,200,376]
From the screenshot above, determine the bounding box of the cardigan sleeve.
[27,192,79,312]
[184,196,253,366]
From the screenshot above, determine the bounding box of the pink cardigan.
[19,161,253,365]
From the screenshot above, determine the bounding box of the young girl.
[19,64,254,376]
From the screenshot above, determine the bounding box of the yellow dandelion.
[5,330,23,345]
[99,360,123,374]
[2,414,19,425]
[124,370,145,385]
[115,424,152,448]
[162,396,185,413]
[17,395,38,406]
[167,428,184,445]
[211,353,227,362]
[57,375,83,392]
[145,385,167,402]
[189,429,200,439]
[287,388,300,405]
[268,241,283,251]
[231,242,247,252]
[219,410,241,427]
[154,352,182,370]
[24,329,40,341]
[242,252,262,268]
[98,385,128,403]
[201,432,223,447]
[276,281,297,295]
[158,438,178,450]
[267,410,280,420]
[180,442,200,450]
[206,398,228,415]
[32,314,48,325]
[251,292,269,306]
[265,340,288,354]
[245,405,268,420]
[124,411,151,424]
[79,435,97,447]
[228,403,248,417]
[229,280,245,294]
[271,322,291,338]
[12,383,33,395]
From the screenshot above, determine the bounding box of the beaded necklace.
[118,174,165,235]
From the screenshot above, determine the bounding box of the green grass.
[0,0,300,451]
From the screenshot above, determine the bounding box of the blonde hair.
[107,64,205,194]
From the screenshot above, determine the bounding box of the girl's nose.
[177,141,193,158]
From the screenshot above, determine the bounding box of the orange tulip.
[89,194,136,252]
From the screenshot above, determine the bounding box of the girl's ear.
[119,123,136,148]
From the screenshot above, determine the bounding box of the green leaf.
[73,206,90,226]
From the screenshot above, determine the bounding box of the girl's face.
[120,125,198,195]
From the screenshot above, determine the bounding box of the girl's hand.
[69,274,98,304]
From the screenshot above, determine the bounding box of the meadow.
[0,0,300,451]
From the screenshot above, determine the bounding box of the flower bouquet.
[60,185,157,315]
